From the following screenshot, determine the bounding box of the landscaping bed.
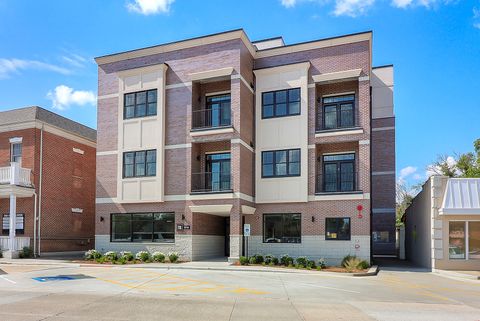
[235,254,370,273]
[82,250,181,265]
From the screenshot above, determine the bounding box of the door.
[206,153,231,192]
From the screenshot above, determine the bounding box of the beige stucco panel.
[372,66,394,119]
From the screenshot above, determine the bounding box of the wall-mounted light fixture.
[182,214,186,221]
[196,155,201,161]
[100,216,104,222]
[311,216,315,222]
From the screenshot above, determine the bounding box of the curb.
[433,269,480,281]
[353,265,378,277]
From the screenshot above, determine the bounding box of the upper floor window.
[124,89,157,119]
[322,94,355,130]
[11,143,22,164]
[262,88,300,119]
[123,150,156,178]
[322,153,355,192]
[262,149,300,178]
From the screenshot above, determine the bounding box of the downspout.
[38,124,44,256]
[369,84,373,263]
[33,191,37,257]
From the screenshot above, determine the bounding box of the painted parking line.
[0,275,16,284]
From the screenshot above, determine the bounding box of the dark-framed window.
[322,153,355,192]
[322,94,355,130]
[263,213,301,243]
[10,143,22,164]
[205,94,231,127]
[205,153,231,191]
[111,212,175,243]
[262,88,300,119]
[325,218,351,240]
[262,149,300,178]
[2,214,25,235]
[123,150,156,178]
[124,89,157,119]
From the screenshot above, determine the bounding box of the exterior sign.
[243,224,251,236]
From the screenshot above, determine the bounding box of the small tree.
[429,139,480,178]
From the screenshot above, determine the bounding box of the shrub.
[104,251,118,261]
[248,256,257,264]
[116,257,127,265]
[253,254,264,264]
[317,258,326,269]
[264,254,274,265]
[120,251,134,261]
[85,249,102,260]
[19,246,33,258]
[271,257,279,265]
[357,260,370,270]
[306,260,316,269]
[136,251,150,262]
[168,252,179,263]
[239,256,249,265]
[344,257,363,272]
[95,257,106,264]
[152,252,166,263]
[296,256,308,268]
[280,254,293,266]
[341,255,357,267]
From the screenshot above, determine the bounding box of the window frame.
[322,153,356,192]
[10,142,22,164]
[321,94,355,130]
[122,149,157,178]
[325,217,351,241]
[205,94,231,128]
[110,212,175,243]
[448,220,480,261]
[2,213,25,235]
[261,148,301,178]
[123,89,158,120]
[262,88,301,119]
[262,213,302,244]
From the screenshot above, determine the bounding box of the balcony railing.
[0,236,30,251]
[192,106,231,130]
[315,171,361,194]
[315,113,360,132]
[0,163,32,187]
[191,172,231,193]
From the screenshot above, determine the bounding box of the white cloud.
[333,0,375,16]
[61,53,88,68]
[281,0,298,7]
[391,0,413,8]
[391,0,452,8]
[47,85,96,111]
[0,58,71,79]
[399,166,417,179]
[127,0,174,15]
[474,7,480,28]
[426,155,459,177]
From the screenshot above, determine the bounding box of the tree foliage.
[430,139,480,178]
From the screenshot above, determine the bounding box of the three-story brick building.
[94,29,395,264]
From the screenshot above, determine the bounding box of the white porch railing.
[0,236,31,251]
[0,163,32,187]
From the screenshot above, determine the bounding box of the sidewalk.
[0,257,377,277]
[434,269,480,281]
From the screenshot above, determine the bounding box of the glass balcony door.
[205,153,231,192]
[205,94,231,128]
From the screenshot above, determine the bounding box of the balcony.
[315,171,361,194]
[0,163,32,187]
[191,172,232,193]
[192,105,231,132]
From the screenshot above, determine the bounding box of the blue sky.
[0,0,479,187]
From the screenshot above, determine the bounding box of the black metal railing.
[315,112,360,132]
[191,172,231,193]
[315,171,360,193]
[192,106,231,130]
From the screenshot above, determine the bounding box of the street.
[0,263,479,321]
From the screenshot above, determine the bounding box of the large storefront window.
[469,222,480,260]
[263,214,301,243]
[449,221,466,259]
[111,213,174,243]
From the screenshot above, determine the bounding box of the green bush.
[296,256,307,268]
[317,258,327,269]
[104,251,118,261]
[152,252,166,263]
[357,260,370,270]
[344,257,363,272]
[271,257,279,265]
[19,246,33,258]
[136,251,151,262]
[239,256,249,265]
[95,256,106,264]
[341,255,357,267]
[115,257,127,265]
[306,260,316,269]
[253,254,264,264]
[168,252,179,263]
[120,251,134,261]
[264,254,274,265]
[85,249,102,260]
[248,256,257,264]
[280,254,293,266]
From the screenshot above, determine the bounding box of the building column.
[6,193,19,258]
[228,202,242,263]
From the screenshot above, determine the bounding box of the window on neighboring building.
[449,221,466,259]
[469,222,480,260]
[11,143,22,164]
[322,94,355,130]
[124,89,157,119]
[2,214,25,235]
[325,218,351,240]
[262,88,300,119]
[123,150,156,178]
[263,213,301,243]
[111,213,175,243]
[322,153,355,192]
[262,149,300,178]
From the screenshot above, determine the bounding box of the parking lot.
[0,262,479,321]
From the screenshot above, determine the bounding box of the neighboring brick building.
[94,29,395,264]
[0,106,96,257]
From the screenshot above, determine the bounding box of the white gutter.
[33,191,37,257]
[38,125,44,256]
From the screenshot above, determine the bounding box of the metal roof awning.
[439,178,480,215]
[312,69,362,84]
